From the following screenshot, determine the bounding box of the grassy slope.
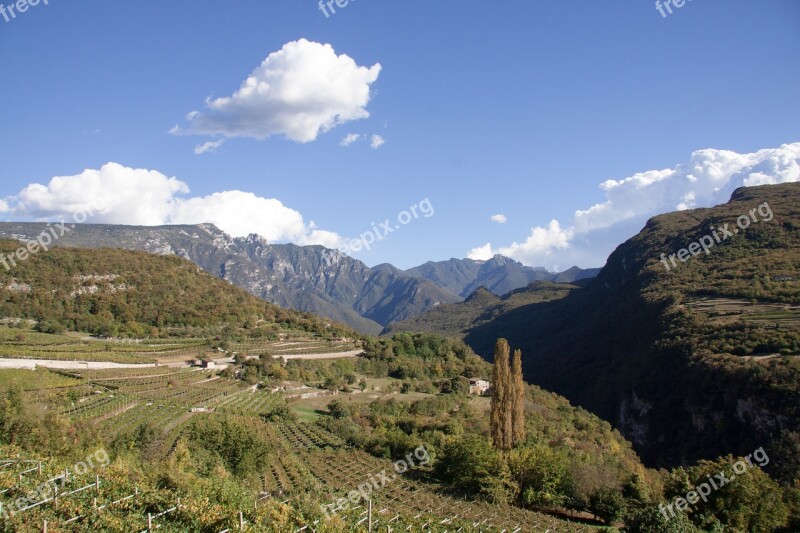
[0,239,355,339]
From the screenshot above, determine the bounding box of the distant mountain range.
[0,223,598,334]
[406,256,599,298]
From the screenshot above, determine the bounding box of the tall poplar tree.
[491,338,512,450]
[511,348,526,446]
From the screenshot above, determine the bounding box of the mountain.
[0,223,458,335]
[385,282,578,338]
[549,265,602,283]
[0,238,350,338]
[405,256,599,298]
[391,183,800,479]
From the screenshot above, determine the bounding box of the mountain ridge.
[0,223,459,335]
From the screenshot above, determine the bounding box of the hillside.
[0,239,353,340]
[392,184,800,479]
[0,224,460,335]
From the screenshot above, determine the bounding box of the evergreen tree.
[491,338,512,450]
[511,348,526,446]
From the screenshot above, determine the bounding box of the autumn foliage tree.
[511,349,526,445]
[491,339,512,450]
[491,339,526,450]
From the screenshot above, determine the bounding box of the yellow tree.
[491,339,513,450]
[511,349,526,446]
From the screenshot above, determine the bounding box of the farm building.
[469,378,491,396]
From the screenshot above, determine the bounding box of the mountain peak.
[465,286,501,304]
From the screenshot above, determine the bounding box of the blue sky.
[1,0,799,269]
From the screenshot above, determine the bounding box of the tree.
[491,339,512,450]
[625,504,699,532]
[588,487,625,524]
[511,348,526,446]
[436,435,513,503]
[664,455,790,531]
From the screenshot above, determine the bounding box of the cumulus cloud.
[173,39,382,144]
[10,163,189,225]
[490,214,507,224]
[496,220,573,260]
[3,163,345,248]
[340,133,362,147]
[194,140,225,155]
[469,142,800,268]
[467,243,494,261]
[370,134,386,149]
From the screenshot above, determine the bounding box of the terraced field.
[685,296,800,328]
[0,328,211,364]
[274,422,593,532]
[230,333,360,358]
[0,365,594,532]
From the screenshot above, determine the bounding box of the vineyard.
[272,423,592,532]
[0,364,598,530]
[0,328,212,364]
[229,333,360,358]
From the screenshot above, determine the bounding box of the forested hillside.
[0,240,353,339]
[392,184,800,481]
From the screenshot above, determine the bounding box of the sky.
[1,1,799,270]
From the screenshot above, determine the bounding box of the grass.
[292,406,324,421]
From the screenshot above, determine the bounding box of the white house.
[469,378,491,396]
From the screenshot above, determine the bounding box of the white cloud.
[370,134,386,149]
[469,142,800,268]
[467,243,494,261]
[174,39,382,144]
[490,214,507,224]
[340,133,361,147]
[496,220,573,262]
[194,140,225,155]
[10,163,189,225]
[4,163,345,247]
[0,199,8,213]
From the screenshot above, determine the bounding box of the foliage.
[435,436,513,503]
[624,504,699,532]
[0,239,355,339]
[490,339,512,450]
[664,454,790,531]
[588,486,625,524]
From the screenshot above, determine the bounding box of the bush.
[35,320,65,334]
[625,504,699,532]
[588,487,625,524]
[436,436,513,503]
